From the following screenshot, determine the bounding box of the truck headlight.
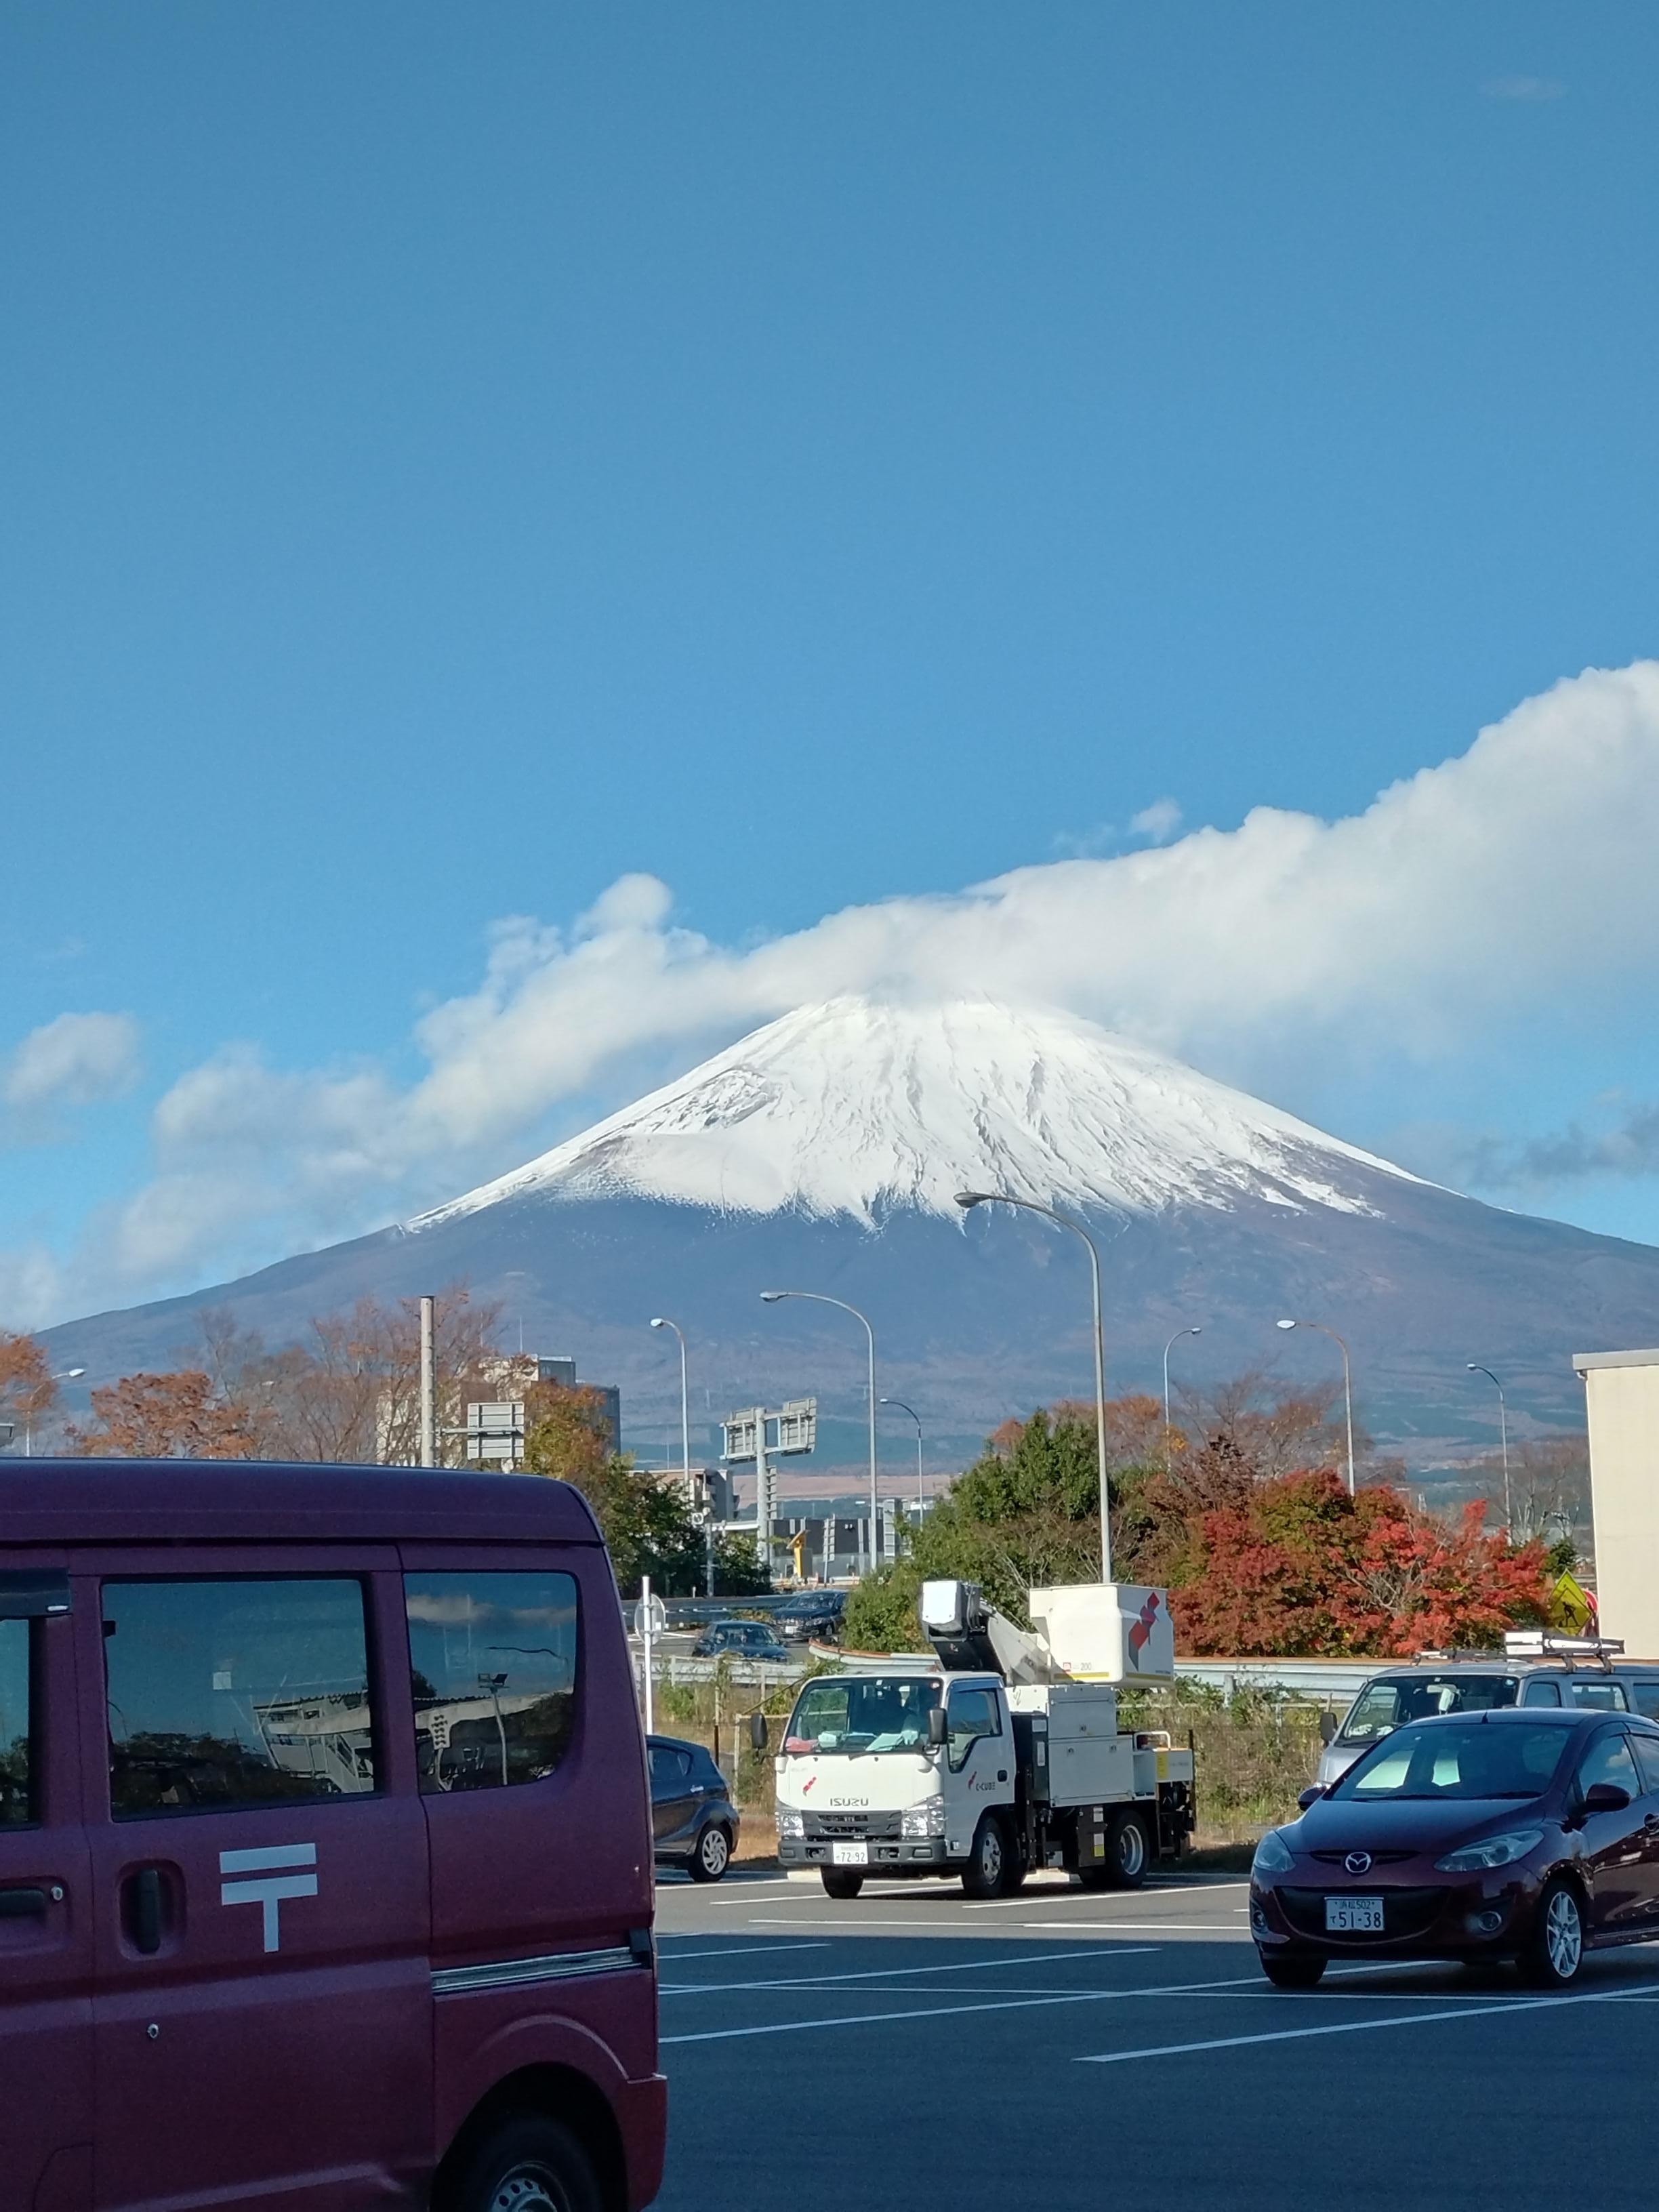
[901,1801,947,1839]
[776,1807,805,1839]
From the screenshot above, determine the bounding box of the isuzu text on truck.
[762,1579,1195,1898]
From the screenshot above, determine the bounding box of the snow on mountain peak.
[411,998,1426,1231]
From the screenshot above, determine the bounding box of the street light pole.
[1467,1364,1512,1534]
[651,1318,706,1593]
[24,1367,86,1458]
[1277,1317,1355,1497]
[880,1397,925,1508]
[956,1191,1111,1583]
[1161,1328,1202,1473]
[761,1290,878,1575]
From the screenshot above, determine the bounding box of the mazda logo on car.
[1345,1851,1372,1876]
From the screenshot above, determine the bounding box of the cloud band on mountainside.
[5,659,1659,1325]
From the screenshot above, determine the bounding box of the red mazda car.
[1251,1706,1659,1988]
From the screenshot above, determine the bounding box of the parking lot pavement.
[651,1870,1659,2209]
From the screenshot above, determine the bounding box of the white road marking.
[1023,1921,1244,1933]
[660,1946,1159,1995]
[659,1957,1415,2045]
[652,1942,831,1963]
[1075,1982,1659,2064]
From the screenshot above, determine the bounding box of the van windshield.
[1339,1674,1519,1746]
[785,1675,941,1754]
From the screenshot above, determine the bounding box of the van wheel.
[961,1815,1010,1900]
[821,1868,864,1898]
[453,2115,602,2212]
[689,1823,732,1883]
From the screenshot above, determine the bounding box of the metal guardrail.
[1173,1658,1375,1703]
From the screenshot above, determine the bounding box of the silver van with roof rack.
[1313,1632,1659,1788]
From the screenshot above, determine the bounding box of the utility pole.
[418,1295,436,1468]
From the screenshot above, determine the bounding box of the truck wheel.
[451,2114,602,2212]
[821,1868,865,1899]
[1097,1809,1149,1889]
[961,1814,1010,1900]
[688,1822,732,1883]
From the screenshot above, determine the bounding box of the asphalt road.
[651,1866,1659,2210]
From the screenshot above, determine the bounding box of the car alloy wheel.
[1544,1887,1583,1981]
[691,1823,731,1882]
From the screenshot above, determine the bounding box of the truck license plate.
[832,1841,869,1866]
[1325,1894,1385,1933]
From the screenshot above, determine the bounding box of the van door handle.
[0,1885,49,1919]
[123,1867,164,1955]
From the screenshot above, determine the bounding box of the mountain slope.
[39,998,1659,1472]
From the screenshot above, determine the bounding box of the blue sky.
[3,3,1659,1325]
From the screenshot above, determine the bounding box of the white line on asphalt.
[962,1879,1252,1911]
[652,1943,832,1963]
[660,1946,1159,1995]
[744,1915,994,1929]
[1023,1921,1244,1933]
[1073,1982,1659,2064]
[658,1956,1416,2045]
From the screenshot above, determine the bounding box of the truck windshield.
[784,1675,942,1754]
[1338,1675,1519,1746]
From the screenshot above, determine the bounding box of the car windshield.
[1338,1674,1519,1745]
[1330,1720,1570,1801]
[784,1675,942,1755]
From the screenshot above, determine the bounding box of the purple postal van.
[0,1458,665,2212]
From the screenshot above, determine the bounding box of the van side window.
[1521,1679,1561,1706]
[104,1580,377,1818]
[405,1572,578,1793]
[0,1619,34,1827]
[1631,1682,1659,1721]
[1570,1679,1627,1711]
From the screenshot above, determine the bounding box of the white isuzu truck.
[764,1578,1196,1899]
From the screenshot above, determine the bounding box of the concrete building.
[1573,1347,1659,1658]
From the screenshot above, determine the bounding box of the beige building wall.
[1574,1349,1659,1660]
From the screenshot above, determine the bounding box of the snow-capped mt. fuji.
[41,998,1659,1467]
[415,998,1422,1230]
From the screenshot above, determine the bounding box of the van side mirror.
[749,1712,769,1753]
[1582,1780,1631,1815]
[1296,1785,1326,1809]
[1318,1710,1338,1746]
[927,1706,949,1749]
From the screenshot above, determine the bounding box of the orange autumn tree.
[68,1370,259,1460]
[1172,1468,1551,1658]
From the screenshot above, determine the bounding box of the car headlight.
[776,1807,804,1839]
[901,1800,947,1839]
[1251,1828,1296,1876]
[1434,1826,1544,1872]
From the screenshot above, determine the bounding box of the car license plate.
[1325,1894,1385,1933]
[832,1841,869,1866]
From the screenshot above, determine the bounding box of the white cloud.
[9,659,1659,1326]
[1129,798,1183,844]
[1481,76,1566,102]
[4,1011,141,1113]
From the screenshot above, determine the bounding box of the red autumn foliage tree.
[1172,1468,1551,1658]
[68,1370,259,1460]
[0,1330,58,1437]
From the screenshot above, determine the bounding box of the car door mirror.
[749,1711,769,1753]
[927,1706,949,1749]
[1582,1781,1632,1814]
[1317,1711,1338,1746]
[1297,1785,1326,1809]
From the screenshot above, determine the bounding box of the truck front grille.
[805,1811,903,1841]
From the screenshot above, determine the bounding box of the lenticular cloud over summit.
[412,997,1423,1231]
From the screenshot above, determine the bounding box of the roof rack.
[1504,1629,1624,1672]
